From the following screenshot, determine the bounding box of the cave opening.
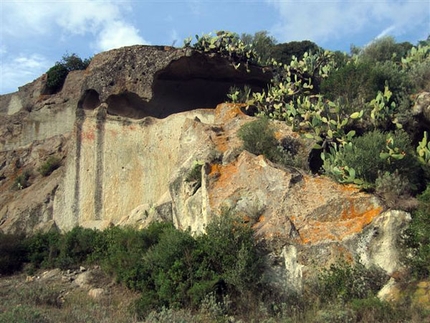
[105,53,271,119]
[78,89,100,110]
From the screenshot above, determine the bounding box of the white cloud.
[266,0,429,45]
[2,0,148,50]
[96,20,147,51]
[1,54,50,94]
[375,26,396,40]
[0,0,150,93]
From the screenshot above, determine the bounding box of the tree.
[240,30,277,64]
[355,36,413,62]
[44,53,91,94]
[271,40,320,65]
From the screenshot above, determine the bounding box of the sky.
[1,0,429,95]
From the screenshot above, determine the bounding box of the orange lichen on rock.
[297,205,383,244]
[211,130,229,153]
[214,103,246,124]
[210,162,238,189]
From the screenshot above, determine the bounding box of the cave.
[105,52,272,119]
[105,92,146,118]
[78,89,101,110]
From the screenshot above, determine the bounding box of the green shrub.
[357,36,413,63]
[321,61,379,109]
[45,53,91,94]
[375,170,416,210]
[350,297,407,323]
[96,223,173,290]
[317,260,387,303]
[185,160,204,189]
[13,170,31,190]
[404,185,430,279]
[25,231,61,270]
[238,117,277,157]
[134,213,264,318]
[45,63,69,93]
[192,211,264,312]
[238,117,302,168]
[38,156,62,176]
[55,227,100,269]
[323,130,422,189]
[0,232,27,275]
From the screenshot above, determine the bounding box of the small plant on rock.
[13,169,31,190]
[38,156,62,176]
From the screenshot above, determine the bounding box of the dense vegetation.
[2,32,430,321]
[44,53,91,94]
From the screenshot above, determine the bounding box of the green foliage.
[185,160,204,185]
[271,40,320,65]
[38,156,62,176]
[45,53,91,93]
[25,231,61,270]
[317,260,387,303]
[55,227,99,269]
[45,63,69,93]
[321,60,412,123]
[133,213,264,318]
[0,232,27,275]
[238,117,278,158]
[226,85,252,104]
[240,30,277,65]
[404,185,430,279]
[357,36,413,63]
[186,31,260,69]
[26,227,100,270]
[375,170,414,210]
[13,169,31,190]
[237,117,301,167]
[322,130,421,188]
[350,297,407,323]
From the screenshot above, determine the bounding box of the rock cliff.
[0,45,410,295]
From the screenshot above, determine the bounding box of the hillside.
[1,33,430,321]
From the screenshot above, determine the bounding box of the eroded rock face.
[0,45,271,233]
[80,45,271,119]
[0,45,411,297]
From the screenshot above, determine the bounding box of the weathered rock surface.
[0,45,412,296]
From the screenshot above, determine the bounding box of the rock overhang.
[79,45,272,119]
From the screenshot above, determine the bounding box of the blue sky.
[1,0,429,95]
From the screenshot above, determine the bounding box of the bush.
[323,130,422,189]
[25,231,61,270]
[55,227,100,269]
[321,61,378,109]
[45,53,91,94]
[238,118,277,157]
[404,185,430,279]
[134,213,264,318]
[375,170,417,210]
[0,232,27,275]
[238,117,303,168]
[45,63,69,93]
[317,260,387,303]
[38,156,62,176]
[13,170,31,190]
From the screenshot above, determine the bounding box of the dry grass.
[0,270,140,323]
[0,269,428,323]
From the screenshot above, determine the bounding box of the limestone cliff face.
[0,45,410,295]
